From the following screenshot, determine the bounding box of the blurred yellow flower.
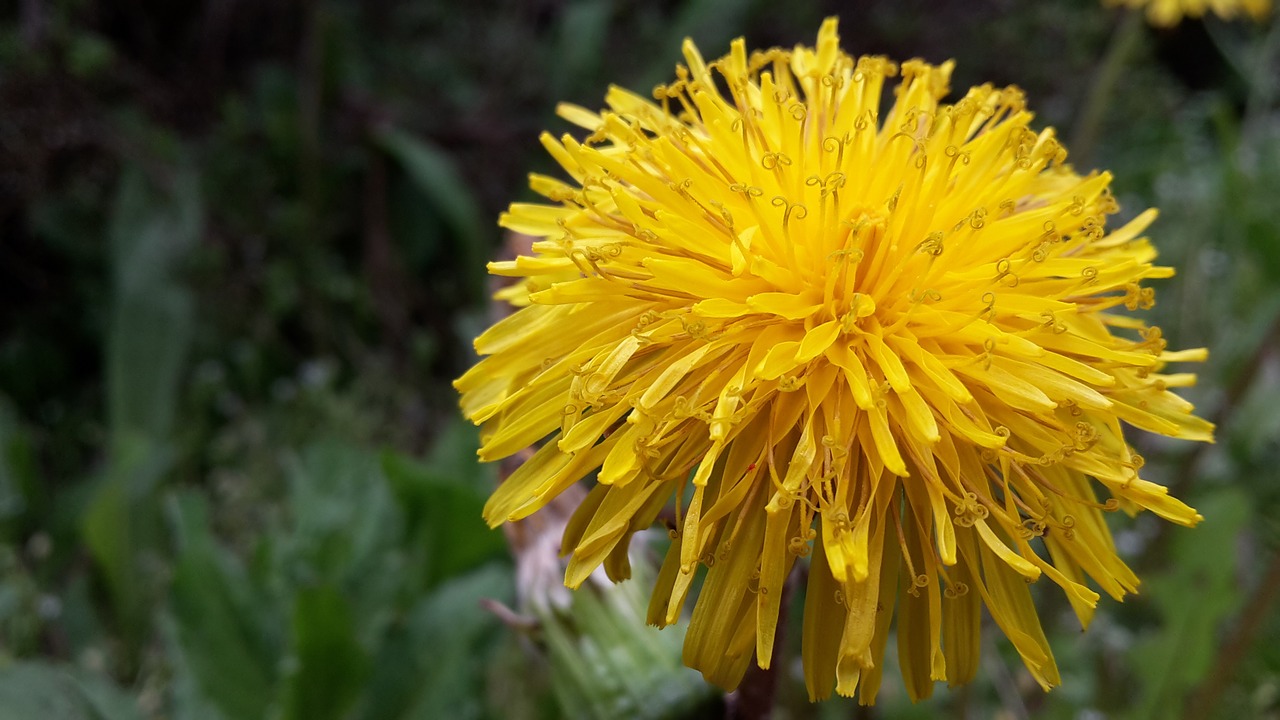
[1107,0,1271,26]
[457,18,1213,703]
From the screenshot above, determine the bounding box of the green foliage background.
[1,0,1279,718]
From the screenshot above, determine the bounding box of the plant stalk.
[1181,550,1280,719]
[727,570,796,720]
[1071,9,1145,165]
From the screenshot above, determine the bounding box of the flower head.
[457,18,1212,703]
[1106,0,1271,26]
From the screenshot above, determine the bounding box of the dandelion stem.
[983,628,1031,720]
[727,570,796,720]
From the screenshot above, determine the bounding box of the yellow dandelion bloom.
[457,18,1213,703]
[1106,0,1271,26]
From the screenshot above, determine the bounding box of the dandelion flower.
[1106,0,1271,26]
[456,18,1213,703]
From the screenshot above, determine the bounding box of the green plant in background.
[0,1,1279,718]
[85,160,201,674]
[162,436,512,720]
[532,543,718,719]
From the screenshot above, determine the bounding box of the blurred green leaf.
[280,443,400,592]
[1126,489,1251,720]
[167,491,279,720]
[350,619,425,720]
[81,159,202,663]
[106,162,201,443]
[0,661,142,720]
[107,286,194,445]
[79,436,172,662]
[160,614,227,720]
[380,434,506,589]
[354,564,512,720]
[551,0,613,98]
[424,419,495,488]
[374,128,485,299]
[281,586,371,720]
